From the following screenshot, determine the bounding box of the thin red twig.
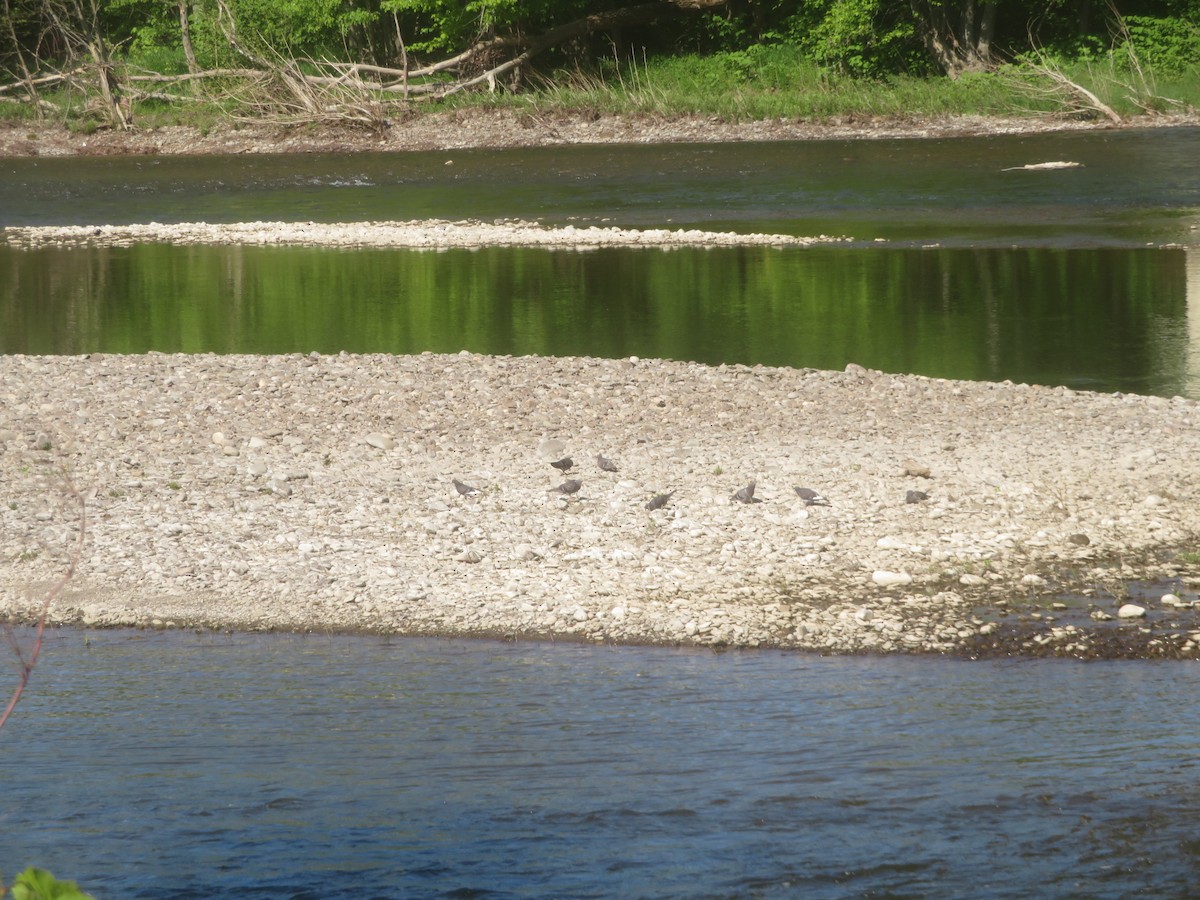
[0,472,86,738]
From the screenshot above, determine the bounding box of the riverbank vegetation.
[0,0,1195,133]
[0,2,1198,132]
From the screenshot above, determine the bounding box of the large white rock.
[872,570,913,587]
[1117,603,1147,618]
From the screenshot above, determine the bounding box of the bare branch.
[0,468,86,739]
[125,68,263,84]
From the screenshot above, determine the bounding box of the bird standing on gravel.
[733,480,757,504]
[596,454,618,473]
[906,490,929,504]
[551,478,582,496]
[646,490,675,511]
[550,456,574,473]
[795,487,830,506]
[453,479,482,497]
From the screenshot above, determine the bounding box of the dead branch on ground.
[1031,63,1123,123]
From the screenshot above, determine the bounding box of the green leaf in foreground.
[7,867,93,900]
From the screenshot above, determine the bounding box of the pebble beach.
[3,340,1200,657]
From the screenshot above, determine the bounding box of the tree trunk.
[87,37,130,127]
[911,0,999,77]
[178,0,199,75]
[977,2,995,61]
[1,0,41,111]
[393,11,408,100]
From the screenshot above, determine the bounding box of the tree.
[909,0,998,76]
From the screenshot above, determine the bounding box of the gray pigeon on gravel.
[453,479,482,497]
[550,456,574,473]
[795,487,830,506]
[551,478,582,496]
[906,490,929,504]
[733,480,757,504]
[596,454,618,473]
[646,490,675,511]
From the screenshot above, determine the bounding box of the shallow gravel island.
[3,352,1200,657]
[2,219,847,251]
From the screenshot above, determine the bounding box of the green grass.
[1051,57,1200,116]
[447,44,1199,123]
[3,43,1197,132]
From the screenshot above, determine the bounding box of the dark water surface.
[3,629,1200,898]
[3,128,1200,395]
[2,128,1199,246]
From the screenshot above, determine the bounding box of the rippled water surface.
[4,131,1200,897]
[3,630,1200,897]
[3,128,1199,246]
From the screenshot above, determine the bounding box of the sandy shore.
[3,351,1199,657]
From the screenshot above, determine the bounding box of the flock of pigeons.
[451,455,928,510]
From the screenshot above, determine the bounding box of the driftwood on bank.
[0,0,727,126]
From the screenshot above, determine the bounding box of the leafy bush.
[794,0,928,79]
[1119,15,1200,74]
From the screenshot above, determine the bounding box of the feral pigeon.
[551,479,583,495]
[795,487,830,506]
[733,480,757,504]
[550,456,574,473]
[905,490,929,504]
[453,479,482,497]
[596,454,618,473]
[646,490,675,511]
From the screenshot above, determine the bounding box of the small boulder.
[899,459,931,478]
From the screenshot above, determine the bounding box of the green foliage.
[1118,15,1200,74]
[225,0,346,55]
[125,45,190,76]
[2,0,1198,116]
[377,0,485,56]
[6,867,93,900]
[799,0,927,79]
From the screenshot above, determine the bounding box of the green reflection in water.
[0,244,1189,396]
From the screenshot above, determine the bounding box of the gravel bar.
[4,351,1200,657]
[2,220,846,250]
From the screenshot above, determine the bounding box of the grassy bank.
[459,46,1200,123]
[2,43,1197,135]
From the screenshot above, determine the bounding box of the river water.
[3,129,1200,895]
[3,127,1200,395]
[3,629,1200,898]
